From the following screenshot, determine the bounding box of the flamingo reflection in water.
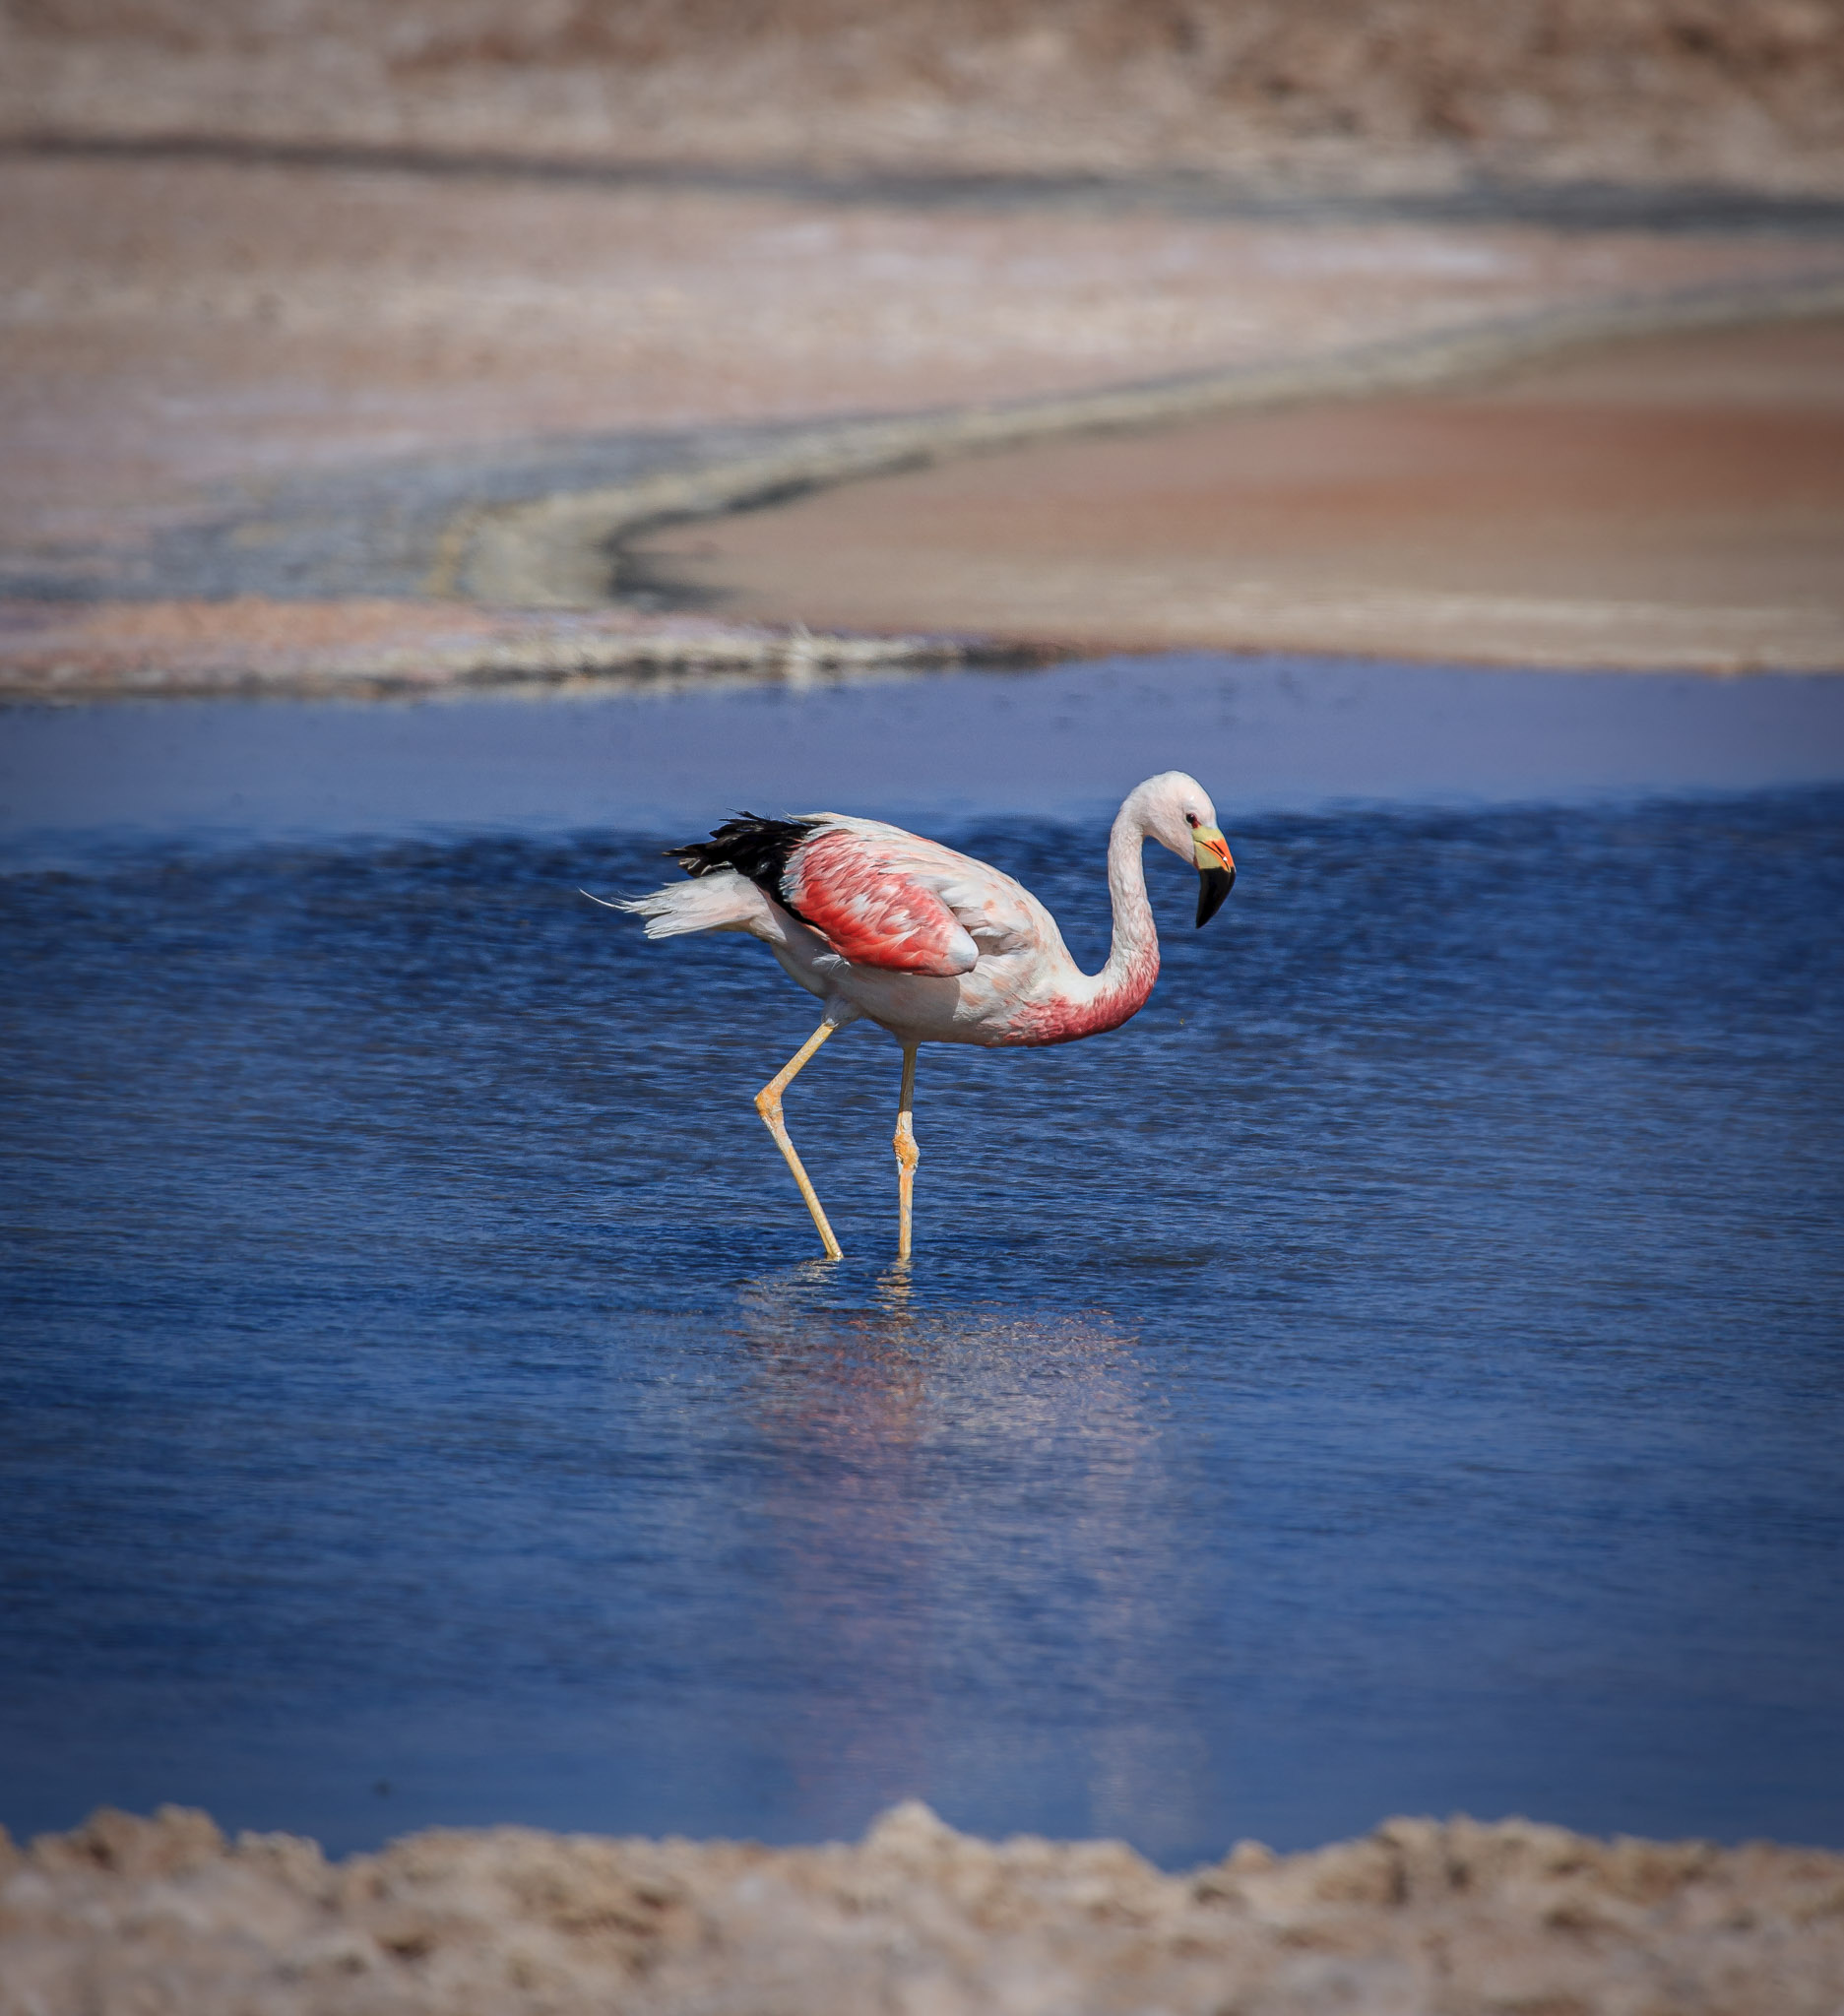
[595,772,1235,1259]
[732,1261,1211,1854]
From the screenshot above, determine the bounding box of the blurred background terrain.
[7,0,1844,194]
[2,0,1843,688]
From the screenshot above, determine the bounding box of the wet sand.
[629,317,1844,670]
[5,1800,1842,2015]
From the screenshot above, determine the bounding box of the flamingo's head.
[1134,771,1237,926]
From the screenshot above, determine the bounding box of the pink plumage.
[782,826,980,978]
[1004,940,1163,1046]
[604,772,1236,1258]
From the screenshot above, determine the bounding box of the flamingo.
[599,771,1235,1260]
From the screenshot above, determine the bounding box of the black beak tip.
[1196,863,1236,927]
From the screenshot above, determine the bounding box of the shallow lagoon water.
[8,651,1844,846]
[3,654,1843,1865]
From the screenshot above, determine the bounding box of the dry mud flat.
[627,314,1844,672]
[4,1802,1843,2016]
[9,151,1820,586]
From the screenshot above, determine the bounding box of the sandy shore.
[4,1800,1842,2015]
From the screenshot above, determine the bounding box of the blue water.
[3,656,1843,1865]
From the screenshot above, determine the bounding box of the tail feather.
[601,867,770,939]
[672,813,817,887]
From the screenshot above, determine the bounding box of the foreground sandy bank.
[4,1800,1842,2016]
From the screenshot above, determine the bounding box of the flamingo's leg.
[755,1021,844,1260]
[894,1042,920,1262]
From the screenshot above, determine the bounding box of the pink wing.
[784,825,982,976]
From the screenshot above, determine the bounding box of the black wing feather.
[670,814,819,914]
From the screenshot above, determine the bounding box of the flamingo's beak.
[1192,825,1236,926]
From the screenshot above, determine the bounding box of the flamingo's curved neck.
[1094,799,1161,1012]
[1021,802,1161,1043]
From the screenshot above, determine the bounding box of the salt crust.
[3,1799,1843,2014]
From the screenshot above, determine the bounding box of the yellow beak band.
[1191,824,1235,874]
